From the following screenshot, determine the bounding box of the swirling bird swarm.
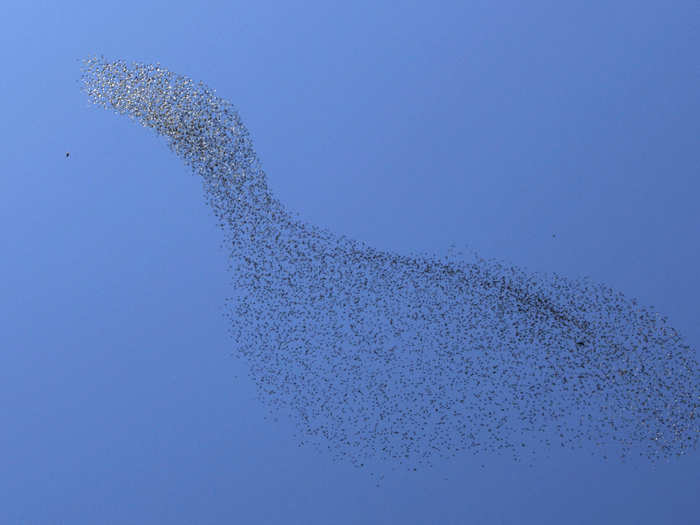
[81,57,698,467]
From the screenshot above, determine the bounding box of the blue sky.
[1,1,698,524]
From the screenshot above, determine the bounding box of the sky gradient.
[1,2,698,524]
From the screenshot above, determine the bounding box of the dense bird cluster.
[81,57,698,468]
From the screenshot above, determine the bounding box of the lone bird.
[66,152,70,158]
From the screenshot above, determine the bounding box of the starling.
[79,56,700,470]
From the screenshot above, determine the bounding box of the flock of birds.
[81,57,698,469]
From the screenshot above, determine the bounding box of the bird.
[80,56,700,469]
[66,152,70,158]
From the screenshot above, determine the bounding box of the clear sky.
[1,1,698,524]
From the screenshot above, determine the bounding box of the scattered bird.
[80,56,699,470]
